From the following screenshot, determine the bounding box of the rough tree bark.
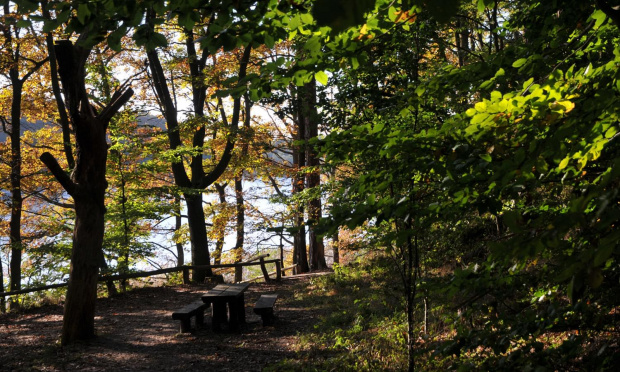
[212,183,227,265]
[233,95,252,282]
[301,79,327,270]
[292,86,310,273]
[173,196,185,267]
[40,39,132,345]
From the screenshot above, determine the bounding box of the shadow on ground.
[0,274,330,371]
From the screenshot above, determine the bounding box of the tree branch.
[40,152,77,197]
[200,44,253,188]
[98,87,134,123]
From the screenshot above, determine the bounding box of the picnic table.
[201,282,250,331]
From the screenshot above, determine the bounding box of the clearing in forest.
[0,273,330,372]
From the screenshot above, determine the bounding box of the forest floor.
[0,272,332,372]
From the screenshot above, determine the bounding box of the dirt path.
[0,273,330,371]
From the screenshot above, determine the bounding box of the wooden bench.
[171,300,211,333]
[253,294,278,326]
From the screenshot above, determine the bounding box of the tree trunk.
[212,184,227,265]
[292,86,309,274]
[302,79,327,270]
[0,257,4,312]
[491,0,501,53]
[41,0,73,169]
[174,196,185,267]
[63,197,106,342]
[184,193,213,282]
[145,26,251,281]
[40,39,132,345]
[8,77,24,311]
[234,174,245,282]
[232,95,252,282]
[332,230,340,265]
[99,252,118,297]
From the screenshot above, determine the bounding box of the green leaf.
[16,19,32,28]
[591,9,607,29]
[77,3,90,25]
[300,12,314,25]
[42,19,60,33]
[475,101,487,112]
[512,58,527,68]
[264,34,275,49]
[304,36,322,55]
[604,126,617,139]
[480,153,492,162]
[558,157,569,170]
[315,71,329,86]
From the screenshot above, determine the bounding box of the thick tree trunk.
[8,78,23,311]
[40,39,132,345]
[63,195,106,342]
[292,87,309,274]
[301,80,326,270]
[184,193,212,282]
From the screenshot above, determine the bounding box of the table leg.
[212,301,227,331]
[238,293,246,324]
[228,298,239,331]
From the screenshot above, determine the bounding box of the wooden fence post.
[182,266,190,284]
[275,260,282,281]
[259,257,271,282]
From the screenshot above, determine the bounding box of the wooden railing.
[0,256,284,299]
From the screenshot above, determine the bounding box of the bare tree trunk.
[292,88,309,274]
[212,184,227,265]
[184,193,212,282]
[455,18,470,67]
[174,196,185,267]
[332,230,340,265]
[8,78,24,311]
[99,252,117,297]
[40,39,132,345]
[233,174,245,282]
[492,0,501,52]
[0,257,4,312]
[302,79,327,270]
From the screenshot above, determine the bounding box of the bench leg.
[260,310,275,326]
[179,317,191,333]
[195,309,205,328]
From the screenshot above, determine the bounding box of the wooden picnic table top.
[202,283,250,302]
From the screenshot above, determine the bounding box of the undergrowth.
[265,254,619,371]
